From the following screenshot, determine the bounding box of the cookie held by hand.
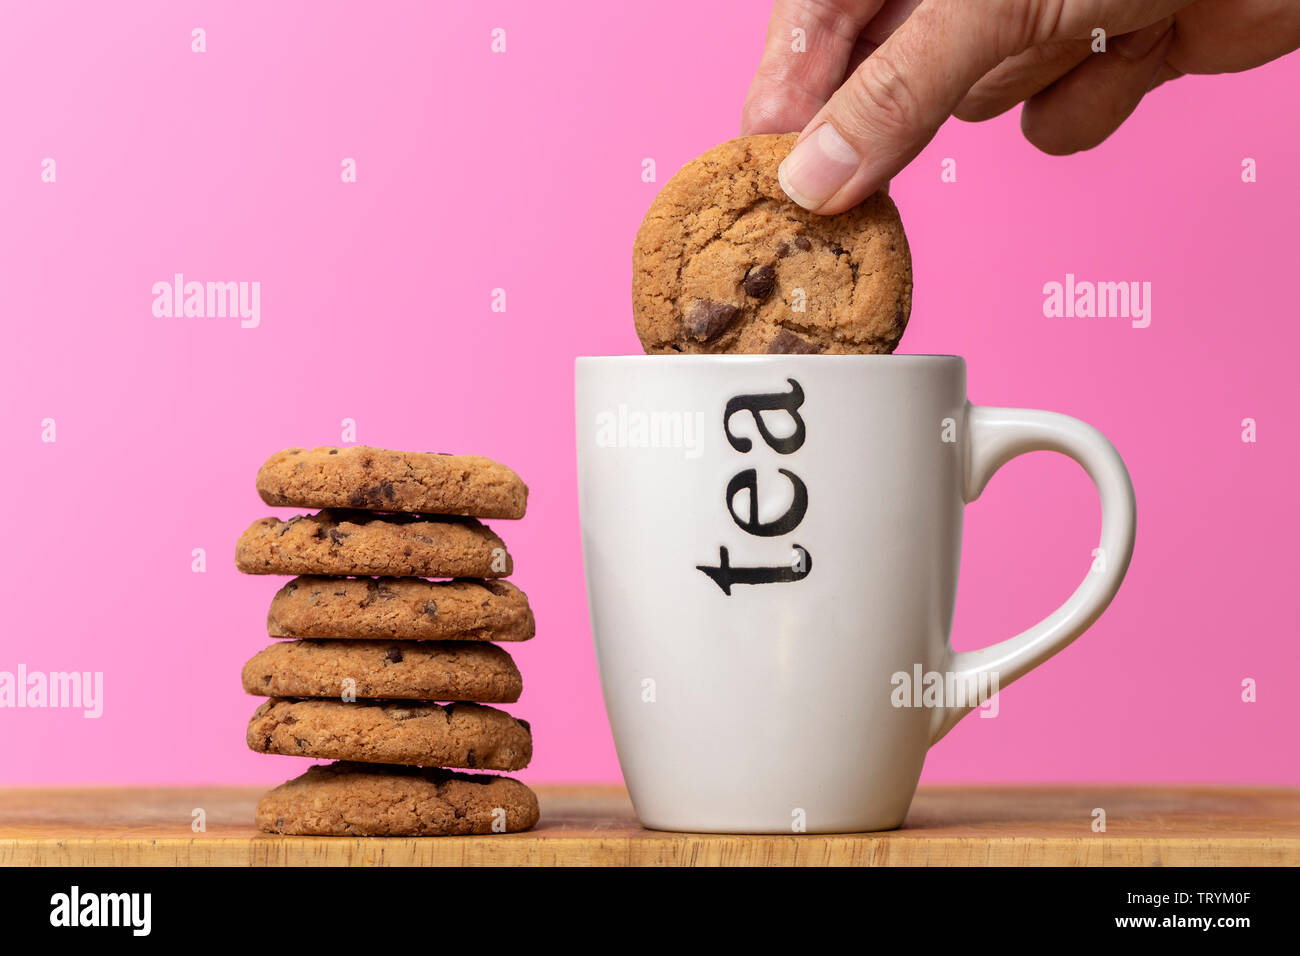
[633,133,911,355]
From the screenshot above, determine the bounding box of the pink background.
[1,0,1295,787]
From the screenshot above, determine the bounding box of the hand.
[741,0,1300,213]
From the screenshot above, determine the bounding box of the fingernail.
[778,123,860,211]
[1111,17,1174,60]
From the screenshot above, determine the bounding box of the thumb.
[778,0,1024,214]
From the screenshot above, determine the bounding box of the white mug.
[575,355,1135,833]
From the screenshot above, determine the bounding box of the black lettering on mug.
[725,468,808,537]
[723,378,806,454]
[697,546,812,596]
[701,378,813,595]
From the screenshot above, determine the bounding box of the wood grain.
[1,785,1296,866]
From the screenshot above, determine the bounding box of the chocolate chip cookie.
[246,697,532,770]
[256,761,540,836]
[633,133,911,355]
[241,640,523,702]
[266,576,534,642]
[235,510,512,578]
[257,446,528,520]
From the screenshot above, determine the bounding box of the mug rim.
[576,354,964,366]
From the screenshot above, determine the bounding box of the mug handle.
[928,404,1137,745]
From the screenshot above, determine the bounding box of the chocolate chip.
[274,817,285,828]
[742,265,776,300]
[385,647,403,663]
[767,329,822,354]
[294,737,307,748]
[348,482,396,508]
[285,582,298,592]
[687,299,741,342]
[793,236,811,251]
[263,675,271,685]
[465,749,477,768]
[283,715,297,725]
[422,600,438,617]
[775,241,790,258]
[327,528,348,546]
[327,449,338,455]
[830,243,847,257]
[480,581,509,596]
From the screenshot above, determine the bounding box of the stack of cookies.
[235,446,539,836]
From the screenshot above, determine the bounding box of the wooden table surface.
[2,785,1296,866]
